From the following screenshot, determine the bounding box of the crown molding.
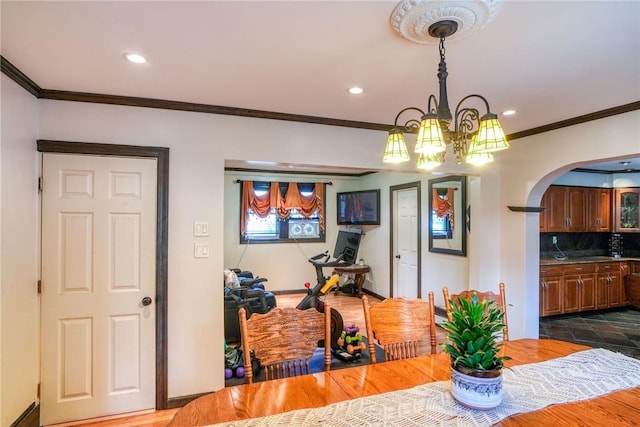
[507,101,640,141]
[37,88,390,132]
[2,55,638,141]
[0,55,41,97]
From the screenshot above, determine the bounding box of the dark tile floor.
[539,307,640,359]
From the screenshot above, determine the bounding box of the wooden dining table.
[169,339,640,426]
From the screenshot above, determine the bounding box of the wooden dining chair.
[443,282,509,341]
[238,304,331,384]
[362,292,437,363]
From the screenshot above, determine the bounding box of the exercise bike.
[297,250,360,361]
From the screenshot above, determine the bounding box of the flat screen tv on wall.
[336,189,380,225]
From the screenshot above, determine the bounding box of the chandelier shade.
[414,113,446,154]
[417,152,444,169]
[383,128,411,163]
[471,113,509,153]
[465,136,494,165]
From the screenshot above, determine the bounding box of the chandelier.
[383,19,508,169]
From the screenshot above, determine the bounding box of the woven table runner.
[209,348,640,426]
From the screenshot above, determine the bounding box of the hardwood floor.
[45,409,179,427]
[58,291,445,426]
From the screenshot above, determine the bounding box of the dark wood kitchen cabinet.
[540,191,548,232]
[620,262,630,306]
[614,188,640,232]
[540,265,563,316]
[596,263,622,309]
[540,261,631,317]
[562,264,596,313]
[586,187,611,232]
[544,186,586,232]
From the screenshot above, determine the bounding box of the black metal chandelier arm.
[452,93,494,133]
[455,107,480,135]
[454,94,493,116]
[393,106,426,132]
[426,94,439,115]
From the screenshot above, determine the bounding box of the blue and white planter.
[450,366,503,410]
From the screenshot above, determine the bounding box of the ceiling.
[1,1,639,174]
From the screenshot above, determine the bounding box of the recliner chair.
[224,268,277,343]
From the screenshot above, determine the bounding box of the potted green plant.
[441,292,511,409]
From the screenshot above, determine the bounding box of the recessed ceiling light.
[619,161,632,166]
[502,110,516,116]
[347,87,364,95]
[124,53,147,64]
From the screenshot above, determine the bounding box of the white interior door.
[393,187,419,298]
[41,153,157,425]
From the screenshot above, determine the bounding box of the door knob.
[141,296,153,306]
[395,255,401,259]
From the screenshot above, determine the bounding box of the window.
[431,210,452,239]
[240,181,326,243]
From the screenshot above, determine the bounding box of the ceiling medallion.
[390,0,502,44]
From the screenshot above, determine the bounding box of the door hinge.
[38,177,43,192]
[37,383,41,398]
[37,280,42,294]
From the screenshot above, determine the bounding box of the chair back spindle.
[362,292,437,364]
[239,304,331,383]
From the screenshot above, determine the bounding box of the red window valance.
[432,188,455,231]
[241,181,325,236]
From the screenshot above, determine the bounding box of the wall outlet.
[552,236,557,245]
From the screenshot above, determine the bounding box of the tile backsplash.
[540,232,640,258]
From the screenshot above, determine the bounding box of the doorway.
[390,182,421,298]
[37,141,169,423]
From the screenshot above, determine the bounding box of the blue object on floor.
[225,338,384,387]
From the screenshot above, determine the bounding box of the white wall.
[356,171,472,304]
[222,170,362,290]
[498,110,640,339]
[222,169,473,306]
[37,100,390,398]
[3,77,639,414]
[552,171,612,187]
[552,171,640,187]
[611,174,640,188]
[0,75,40,426]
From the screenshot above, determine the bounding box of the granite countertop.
[540,256,640,265]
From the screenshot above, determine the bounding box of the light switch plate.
[194,221,209,237]
[194,243,210,258]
